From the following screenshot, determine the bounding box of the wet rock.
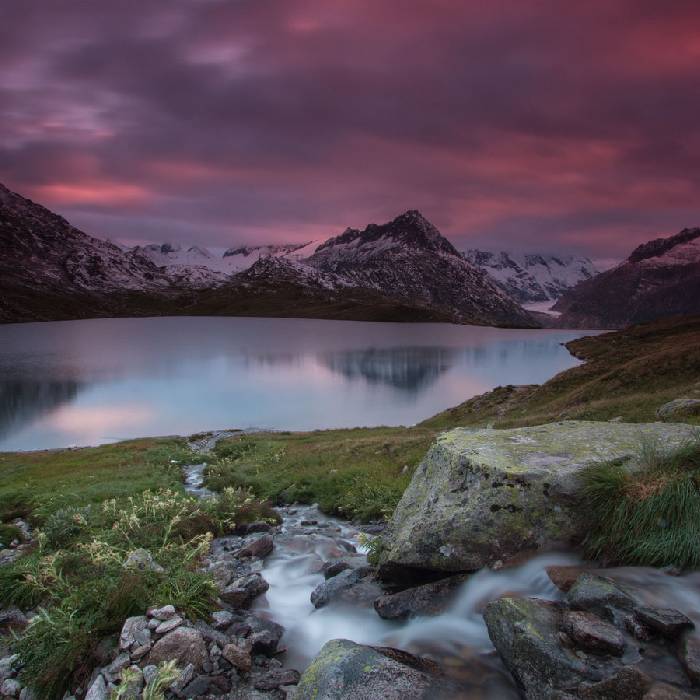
[0,655,19,683]
[237,535,274,560]
[294,639,457,699]
[154,616,183,635]
[321,561,351,579]
[562,610,625,656]
[634,608,694,639]
[119,616,151,652]
[84,676,107,700]
[300,520,318,527]
[223,641,252,673]
[310,569,380,608]
[147,604,176,620]
[123,549,164,574]
[148,627,208,671]
[567,574,635,616]
[221,573,270,607]
[1,678,22,698]
[484,597,597,698]
[247,617,284,656]
[678,634,700,685]
[546,566,590,593]
[254,668,300,690]
[378,422,696,576]
[374,574,469,620]
[578,666,653,698]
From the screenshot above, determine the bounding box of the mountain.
[553,227,700,328]
[304,210,534,327]
[0,183,181,322]
[464,249,599,304]
[0,182,536,327]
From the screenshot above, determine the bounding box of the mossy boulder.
[378,421,696,577]
[293,639,457,699]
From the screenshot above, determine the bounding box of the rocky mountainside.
[305,210,535,327]
[0,183,182,322]
[0,182,535,326]
[553,227,700,328]
[464,249,599,303]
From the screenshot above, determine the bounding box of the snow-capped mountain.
[0,181,535,326]
[0,183,180,322]
[463,250,599,304]
[553,227,700,328]
[305,210,535,327]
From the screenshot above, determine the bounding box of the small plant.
[142,661,181,700]
[358,532,385,566]
[581,435,700,569]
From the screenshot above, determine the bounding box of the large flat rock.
[378,421,696,577]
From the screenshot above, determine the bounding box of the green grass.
[205,428,436,521]
[580,436,700,569]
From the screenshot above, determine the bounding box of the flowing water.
[183,461,700,698]
[0,316,594,451]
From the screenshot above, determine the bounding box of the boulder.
[148,627,208,671]
[484,597,598,698]
[237,535,274,560]
[566,574,635,616]
[657,399,700,420]
[378,422,696,576]
[373,574,469,620]
[84,676,107,700]
[123,548,164,573]
[293,639,457,699]
[119,616,151,652]
[310,569,380,609]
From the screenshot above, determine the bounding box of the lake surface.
[0,317,593,451]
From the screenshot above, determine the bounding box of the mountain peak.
[315,210,457,256]
[628,227,700,264]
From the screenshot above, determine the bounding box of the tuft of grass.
[580,436,700,569]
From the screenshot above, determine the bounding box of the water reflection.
[0,317,594,451]
[0,379,82,440]
[320,347,456,392]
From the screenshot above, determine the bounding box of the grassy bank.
[0,439,277,699]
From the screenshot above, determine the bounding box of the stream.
[184,461,700,698]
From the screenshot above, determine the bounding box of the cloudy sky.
[1,1,699,259]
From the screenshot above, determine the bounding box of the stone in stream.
[634,607,695,639]
[566,574,635,616]
[294,639,458,699]
[561,610,625,656]
[377,421,697,577]
[678,634,700,685]
[236,534,274,560]
[373,573,469,620]
[310,568,381,609]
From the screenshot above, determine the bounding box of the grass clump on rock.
[581,435,700,569]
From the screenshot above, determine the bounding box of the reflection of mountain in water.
[0,379,82,440]
[320,347,456,393]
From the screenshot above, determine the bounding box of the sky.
[1,1,699,260]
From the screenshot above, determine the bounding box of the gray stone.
[484,597,603,699]
[0,608,28,633]
[0,678,22,698]
[147,604,176,620]
[294,639,456,699]
[247,617,285,656]
[644,682,696,699]
[141,665,157,686]
[578,666,652,698]
[148,627,208,671]
[634,608,694,639]
[169,662,195,694]
[223,641,252,673]
[123,548,164,573]
[119,616,151,651]
[237,535,274,560]
[84,676,107,700]
[321,561,351,579]
[181,675,211,697]
[154,615,183,635]
[104,652,130,682]
[374,574,469,620]
[310,569,378,608]
[19,687,36,700]
[211,610,235,629]
[562,610,625,656]
[657,399,700,420]
[378,422,697,575]
[0,655,19,683]
[567,574,635,616]
[221,573,270,608]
